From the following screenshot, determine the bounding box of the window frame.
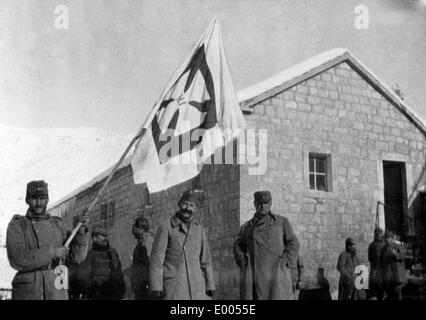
[100,200,115,228]
[309,153,329,192]
[303,148,335,199]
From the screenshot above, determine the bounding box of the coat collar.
[251,212,276,223]
[25,209,50,220]
[171,213,199,229]
[268,212,277,221]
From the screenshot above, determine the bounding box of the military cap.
[345,237,355,247]
[26,180,48,198]
[384,230,394,239]
[92,224,108,237]
[179,189,199,205]
[134,216,149,232]
[253,191,272,204]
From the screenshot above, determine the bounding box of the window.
[101,201,115,228]
[192,174,201,190]
[108,201,115,227]
[72,214,80,228]
[309,153,331,192]
[100,203,108,228]
[144,189,151,206]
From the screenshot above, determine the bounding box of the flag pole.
[64,126,146,248]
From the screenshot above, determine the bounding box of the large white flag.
[131,17,246,192]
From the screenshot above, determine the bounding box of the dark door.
[383,161,408,238]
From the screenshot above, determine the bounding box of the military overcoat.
[233,213,300,300]
[6,211,89,300]
[150,214,215,300]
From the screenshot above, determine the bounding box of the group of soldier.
[5,180,407,300]
[336,229,407,301]
[366,228,407,300]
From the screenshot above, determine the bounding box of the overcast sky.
[1,0,425,134]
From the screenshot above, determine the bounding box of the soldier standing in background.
[337,237,366,300]
[380,230,407,300]
[78,225,126,300]
[6,180,90,300]
[234,191,300,300]
[368,228,385,300]
[129,215,153,299]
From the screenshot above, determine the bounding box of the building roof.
[238,48,426,137]
[238,48,349,105]
[49,156,132,211]
[49,48,426,211]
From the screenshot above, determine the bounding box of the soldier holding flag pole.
[6,180,90,300]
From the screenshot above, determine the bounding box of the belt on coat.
[38,264,54,271]
[19,264,54,274]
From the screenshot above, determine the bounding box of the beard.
[93,239,109,251]
[33,206,46,215]
[178,209,193,222]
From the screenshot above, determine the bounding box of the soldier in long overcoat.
[368,228,385,300]
[380,230,407,300]
[6,180,90,300]
[337,237,366,300]
[150,190,215,300]
[233,191,300,300]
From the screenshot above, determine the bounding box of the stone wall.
[240,61,426,294]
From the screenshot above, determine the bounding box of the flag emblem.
[151,45,216,163]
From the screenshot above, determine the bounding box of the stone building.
[49,48,426,299]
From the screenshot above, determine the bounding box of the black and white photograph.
[1,0,426,309]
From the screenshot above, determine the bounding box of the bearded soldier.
[234,191,300,300]
[6,180,90,300]
[78,225,126,300]
[150,189,215,300]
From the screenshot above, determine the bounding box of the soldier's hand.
[151,290,163,299]
[206,290,215,298]
[53,246,69,259]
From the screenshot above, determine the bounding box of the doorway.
[382,160,408,239]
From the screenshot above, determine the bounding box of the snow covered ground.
[0,247,15,289]
[0,124,133,288]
